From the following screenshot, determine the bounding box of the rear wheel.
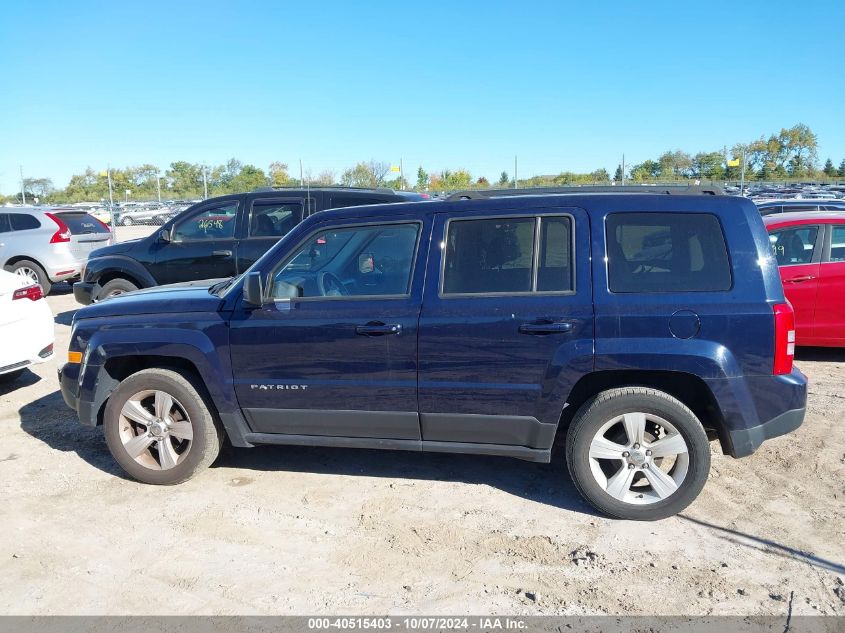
[121,216,133,226]
[103,368,223,485]
[566,387,711,520]
[98,278,138,300]
[6,259,51,295]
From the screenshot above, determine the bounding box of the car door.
[228,215,430,440]
[235,197,309,273]
[813,224,845,345]
[416,207,593,451]
[769,224,823,343]
[0,214,10,264]
[150,199,240,285]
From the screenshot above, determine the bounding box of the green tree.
[227,165,267,193]
[691,152,726,180]
[629,160,660,182]
[823,158,836,177]
[497,171,509,186]
[590,168,610,182]
[341,160,389,188]
[416,166,429,190]
[658,150,693,179]
[839,159,845,178]
[22,177,55,201]
[269,162,294,187]
[439,169,473,190]
[165,161,204,198]
[613,165,623,182]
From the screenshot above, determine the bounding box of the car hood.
[90,239,144,257]
[75,279,226,319]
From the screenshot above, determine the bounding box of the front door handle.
[786,275,815,283]
[518,320,574,335]
[212,249,233,258]
[355,322,402,336]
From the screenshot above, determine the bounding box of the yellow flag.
[727,158,740,167]
[99,170,108,177]
[390,165,401,173]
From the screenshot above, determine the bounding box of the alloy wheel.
[117,389,194,470]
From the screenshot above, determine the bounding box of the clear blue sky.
[2,0,844,194]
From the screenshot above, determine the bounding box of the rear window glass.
[55,212,110,234]
[10,213,41,231]
[606,212,732,293]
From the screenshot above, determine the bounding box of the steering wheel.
[318,271,349,297]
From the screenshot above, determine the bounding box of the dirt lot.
[0,249,843,616]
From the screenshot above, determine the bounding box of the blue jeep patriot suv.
[59,191,807,520]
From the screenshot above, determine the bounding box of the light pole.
[156,172,162,203]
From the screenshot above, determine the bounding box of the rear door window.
[0,214,10,233]
[606,212,732,293]
[442,215,574,295]
[10,213,41,231]
[829,226,845,262]
[769,226,819,265]
[249,201,302,238]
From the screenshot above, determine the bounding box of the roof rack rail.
[251,185,396,194]
[446,184,723,201]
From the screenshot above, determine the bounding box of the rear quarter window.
[606,212,732,293]
[10,213,41,231]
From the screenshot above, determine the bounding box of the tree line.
[4,123,843,204]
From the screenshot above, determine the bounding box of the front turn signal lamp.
[67,351,83,364]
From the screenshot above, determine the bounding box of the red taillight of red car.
[773,302,796,375]
[45,213,71,243]
[12,284,43,301]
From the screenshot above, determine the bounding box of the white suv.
[0,207,112,294]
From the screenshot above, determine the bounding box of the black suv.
[73,187,420,304]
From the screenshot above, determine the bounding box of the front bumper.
[73,281,96,305]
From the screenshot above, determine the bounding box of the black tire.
[103,368,224,485]
[98,278,139,300]
[6,259,52,295]
[566,387,711,521]
[0,369,24,384]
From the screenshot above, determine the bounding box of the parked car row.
[56,186,811,521]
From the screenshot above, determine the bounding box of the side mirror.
[158,228,171,243]
[242,271,265,307]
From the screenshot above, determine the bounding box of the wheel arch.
[557,369,726,451]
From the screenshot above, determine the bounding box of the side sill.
[242,433,552,463]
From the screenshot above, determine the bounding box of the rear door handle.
[518,321,574,335]
[212,250,233,258]
[786,275,815,283]
[355,322,402,336]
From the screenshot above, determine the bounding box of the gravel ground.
[0,236,843,616]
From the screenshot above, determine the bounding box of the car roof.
[316,192,753,222]
[763,211,845,227]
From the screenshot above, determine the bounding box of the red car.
[765,212,845,347]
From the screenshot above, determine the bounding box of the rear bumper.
[709,368,808,458]
[726,406,806,458]
[73,282,96,305]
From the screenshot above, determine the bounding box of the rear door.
[814,224,845,345]
[150,199,240,285]
[417,207,593,451]
[235,197,310,272]
[53,211,112,261]
[769,224,823,343]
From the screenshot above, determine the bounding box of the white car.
[0,269,54,383]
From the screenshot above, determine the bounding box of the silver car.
[0,206,113,294]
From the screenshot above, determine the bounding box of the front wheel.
[566,387,711,520]
[98,278,138,300]
[103,368,223,485]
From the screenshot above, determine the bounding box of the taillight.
[45,213,71,243]
[773,302,795,375]
[12,285,43,301]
